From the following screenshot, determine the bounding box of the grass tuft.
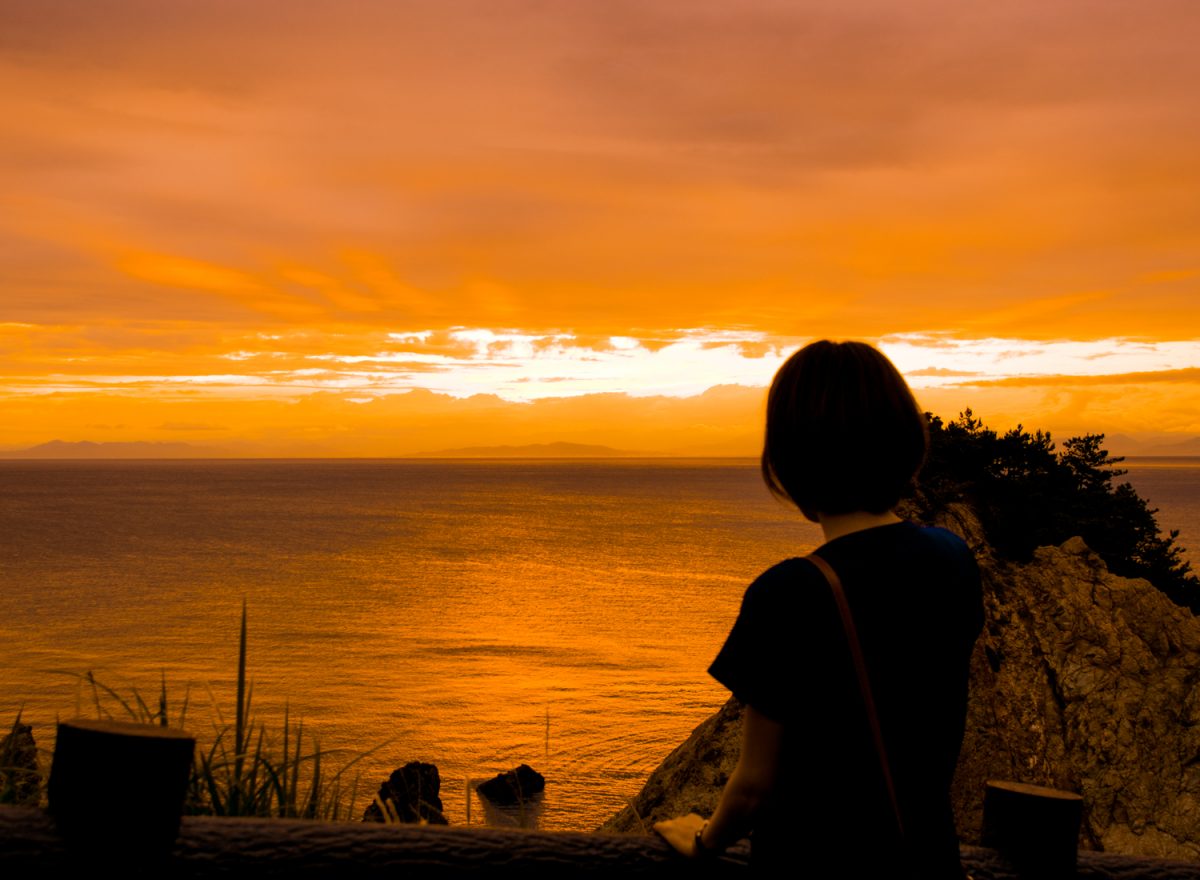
[0,710,42,807]
[14,604,386,820]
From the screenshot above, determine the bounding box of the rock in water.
[475,764,545,805]
[363,761,448,824]
[602,506,1200,862]
[0,721,39,806]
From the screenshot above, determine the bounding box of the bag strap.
[807,551,906,839]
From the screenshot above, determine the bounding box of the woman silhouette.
[655,340,984,877]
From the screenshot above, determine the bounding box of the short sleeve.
[708,564,809,723]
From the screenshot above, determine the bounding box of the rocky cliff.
[602,506,1200,861]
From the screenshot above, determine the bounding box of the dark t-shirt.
[709,521,984,875]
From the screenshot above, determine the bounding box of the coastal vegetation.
[916,409,1199,612]
[1,606,375,819]
[186,607,374,819]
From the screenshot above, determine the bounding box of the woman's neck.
[816,509,902,543]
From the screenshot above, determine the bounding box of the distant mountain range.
[2,440,221,459]
[1,439,656,459]
[411,441,650,458]
[5,436,1197,460]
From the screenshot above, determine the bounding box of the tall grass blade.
[177,682,191,730]
[280,703,292,816]
[32,607,379,821]
[233,599,247,815]
[83,670,138,720]
[131,685,153,722]
[304,745,321,819]
[159,670,168,728]
[290,717,304,815]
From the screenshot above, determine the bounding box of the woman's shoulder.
[740,556,829,612]
[908,523,981,576]
[807,522,982,605]
[863,523,983,612]
[913,522,974,552]
[751,555,827,587]
[830,520,976,564]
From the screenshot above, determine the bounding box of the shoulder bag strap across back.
[807,551,905,839]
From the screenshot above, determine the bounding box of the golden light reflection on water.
[4,458,1194,827]
[0,459,822,828]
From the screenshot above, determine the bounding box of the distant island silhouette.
[6,436,1196,460]
[2,440,221,459]
[1109,433,1200,457]
[411,441,651,459]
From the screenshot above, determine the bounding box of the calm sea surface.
[1,457,1197,830]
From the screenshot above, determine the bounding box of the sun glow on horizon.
[3,325,1198,402]
[2,323,1198,456]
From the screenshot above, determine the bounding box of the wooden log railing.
[2,807,1199,878]
[5,721,1197,877]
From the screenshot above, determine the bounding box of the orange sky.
[1,0,1198,455]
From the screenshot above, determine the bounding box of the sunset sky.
[2,0,1198,456]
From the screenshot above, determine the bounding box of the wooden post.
[982,780,1082,878]
[48,719,195,860]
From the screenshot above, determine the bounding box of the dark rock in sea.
[0,722,39,806]
[475,764,545,805]
[362,761,448,825]
[602,504,1200,861]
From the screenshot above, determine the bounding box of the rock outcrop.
[601,697,741,834]
[475,764,546,805]
[602,506,1200,861]
[958,533,1200,860]
[363,761,448,824]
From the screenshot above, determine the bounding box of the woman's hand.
[653,812,707,857]
[653,707,782,861]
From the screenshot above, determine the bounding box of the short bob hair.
[761,340,928,519]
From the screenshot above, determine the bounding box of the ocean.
[1,457,1197,830]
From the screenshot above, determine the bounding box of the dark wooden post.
[982,780,1083,878]
[48,719,195,860]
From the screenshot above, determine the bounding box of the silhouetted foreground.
[918,411,1198,611]
[2,807,1198,877]
[363,762,448,825]
[604,515,1200,860]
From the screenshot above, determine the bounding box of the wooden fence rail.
[2,807,1199,878]
[4,722,1197,877]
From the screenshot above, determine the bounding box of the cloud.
[1139,268,1200,284]
[6,377,1199,458]
[2,0,1199,447]
[906,367,982,378]
[158,422,227,431]
[1,1,1198,338]
[881,336,1200,389]
[959,367,1200,388]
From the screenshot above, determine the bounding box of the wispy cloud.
[2,1,1199,339]
[961,367,1200,387]
[5,326,1197,404]
[906,367,982,378]
[881,335,1200,389]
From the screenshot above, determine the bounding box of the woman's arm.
[654,704,785,857]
